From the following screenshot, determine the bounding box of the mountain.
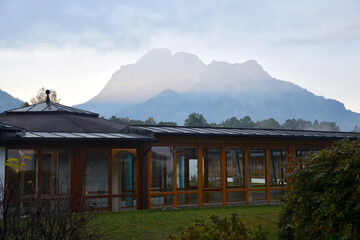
[76,49,360,131]
[0,89,23,114]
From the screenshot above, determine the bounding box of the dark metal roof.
[5,102,98,117]
[132,125,359,139]
[0,122,23,132]
[1,131,155,143]
[0,113,127,133]
[21,131,154,140]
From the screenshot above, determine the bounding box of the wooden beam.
[266,148,270,205]
[198,147,203,207]
[221,147,227,206]
[244,147,249,205]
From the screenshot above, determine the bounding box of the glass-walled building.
[0,99,357,211]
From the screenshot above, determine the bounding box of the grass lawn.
[91,205,281,240]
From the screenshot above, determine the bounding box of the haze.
[0,0,359,113]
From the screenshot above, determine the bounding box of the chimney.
[46,90,51,105]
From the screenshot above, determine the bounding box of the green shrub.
[278,138,360,239]
[170,212,267,240]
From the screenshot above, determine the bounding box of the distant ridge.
[0,89,23,114]
[76,49,360,131]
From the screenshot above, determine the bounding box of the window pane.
[227,191,245,202]
[151,147,174,192]
[85,151,109,195]
[7,149,37,196]
[85,198,108,209]
[177,193,198,205]
[112,196,136,212]
[151,194,174,206]
[203,148,221,188]
[42,150,70,195]
[177,147,198,191]
[249,190,267,201]
[270,190,284,201]
[112,149,136,195]
[269,149,287,187]
[203,191,222,204]
[226,148,245,188]
[248,149,266,188]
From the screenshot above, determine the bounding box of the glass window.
[203,191,222,204]
[85,151,109,196]
[42,150,70,195]
[112,149,136,195]
[269,149,286,187]
[226,148,245,188]
[7,149,37,197]
[203,148,221,189]
[249,190,267,201]
[176,147,198,192]
[150,147,174,192]
[151,194,174,206]
[177,193,198,205]
[227,191,245,202]
[248,149,266,188]
[112,196,136,211]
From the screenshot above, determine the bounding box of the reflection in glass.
[112,196,136,211]
[151,194,174,206]
[177,193,198,205]
[112,150,136,195]
[203,148,221,188]
[248,149,266,188]
[7,149,37,197]
[249,190,267,201]
[269,149,286,187]
[112,149,136,211]
[42,150,70,195]
[151,147,174,192]
[85,151,109,195]
[203,191,222,204]
[226,148,245,188]
[227,191,245,202]
[85,198,108,209]
[177,147,198,192]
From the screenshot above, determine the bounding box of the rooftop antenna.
[46,90,51,105]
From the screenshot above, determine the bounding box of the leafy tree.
[255,118,281,129]
[315,121,340,131]
[239,116,255,128]
[157,121,178,126]
[278,138,360,239]
[144,117,156,125]
[221,116,255,128]
[281,118,340,131]
[221,117,241,128]
[282,118,312,130]
[30,87,60,104]
[184,112,209,127]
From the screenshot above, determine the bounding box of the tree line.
[110,112,343,131]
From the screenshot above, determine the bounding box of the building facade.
[0,99,357,211]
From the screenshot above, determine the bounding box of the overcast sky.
[1,0,360,113]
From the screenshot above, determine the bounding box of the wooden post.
[198,147,203,207]
[221,147,227,206]
[244,147,249,205]
[266,148,271,205]
[71,149,82,212]
[147,151,151,209]
[108,150,112,211]
[173,147,177,208]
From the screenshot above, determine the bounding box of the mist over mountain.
[76,49,360,131]
[0,89,23,114]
